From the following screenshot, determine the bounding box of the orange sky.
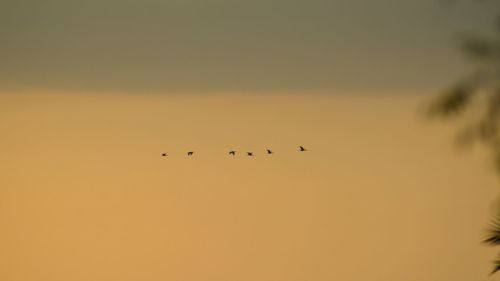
[0,92,498,281]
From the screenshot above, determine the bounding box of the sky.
[2,1,500,281]
[0,93,499,281]
[1,0,500,94]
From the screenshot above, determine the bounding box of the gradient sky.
[1,0,500,94]
[2,1,500,281]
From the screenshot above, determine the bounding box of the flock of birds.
[161,146,307,157]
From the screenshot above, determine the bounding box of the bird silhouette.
[187,151,194,156]
[266,149,273,154]
[247,152,254,156]
[299,146,307,151]
[161,153,168,157]
[229,151,236,156]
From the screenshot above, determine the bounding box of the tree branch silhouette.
[429,12,500,274]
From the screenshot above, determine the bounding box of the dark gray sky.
[1,0,499,94]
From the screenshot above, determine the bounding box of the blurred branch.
[461,35,497,61]
[429,85,474,117]
[430,3,500,275]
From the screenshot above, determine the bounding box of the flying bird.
[161,153,168,157]
[229,151,236,156]
[299,146,307,151]
[187,151,194,156]
[266,149,273,154]
[247,152,254,156]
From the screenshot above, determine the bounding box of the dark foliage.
[431,13,500,275]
